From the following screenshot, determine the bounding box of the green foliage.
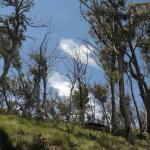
[0,0,34,82]
[29,51,48,79]
[92,84,108,103]
[100,47,120,83]
[72,84,89,109]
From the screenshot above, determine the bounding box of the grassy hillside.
[0,114,149,150]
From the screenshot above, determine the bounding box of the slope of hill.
[0,114,149,150]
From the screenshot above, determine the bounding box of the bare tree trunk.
[129,44,150,133]
[110,81,117,135]
[69,84,76,123]
[2,86,11,112]
[118,52,133,141]
[143,111,147,133]
[42,77,47,118]
[34,78,41,117]
[128,74,143,133]
[0,52,14,86]
[101,102,110,127]
[78,79,84,125]
[147,107,150,133]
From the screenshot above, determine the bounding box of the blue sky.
[26,0,90,45]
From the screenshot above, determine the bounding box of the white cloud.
[59,38,99,69]
[48,72,71,97]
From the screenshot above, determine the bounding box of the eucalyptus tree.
[0,77,12,112]
[80,0,150,138]
[91,84,110,128]
[29,31,57,118]
[125,3,150,133]
[0,0,34,84]
[62,44,89,124]
[126,72,143,133]
[80,0,133,139]
[100,47,118,134]
[72,84,89,124]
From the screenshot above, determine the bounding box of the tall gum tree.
[80,0,150,134]
[100,47,118,135]
[0,0,34,85]
[80,0,133,140]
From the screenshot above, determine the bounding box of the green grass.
[0,114,149,150]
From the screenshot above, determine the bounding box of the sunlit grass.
[0,114,149,150]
